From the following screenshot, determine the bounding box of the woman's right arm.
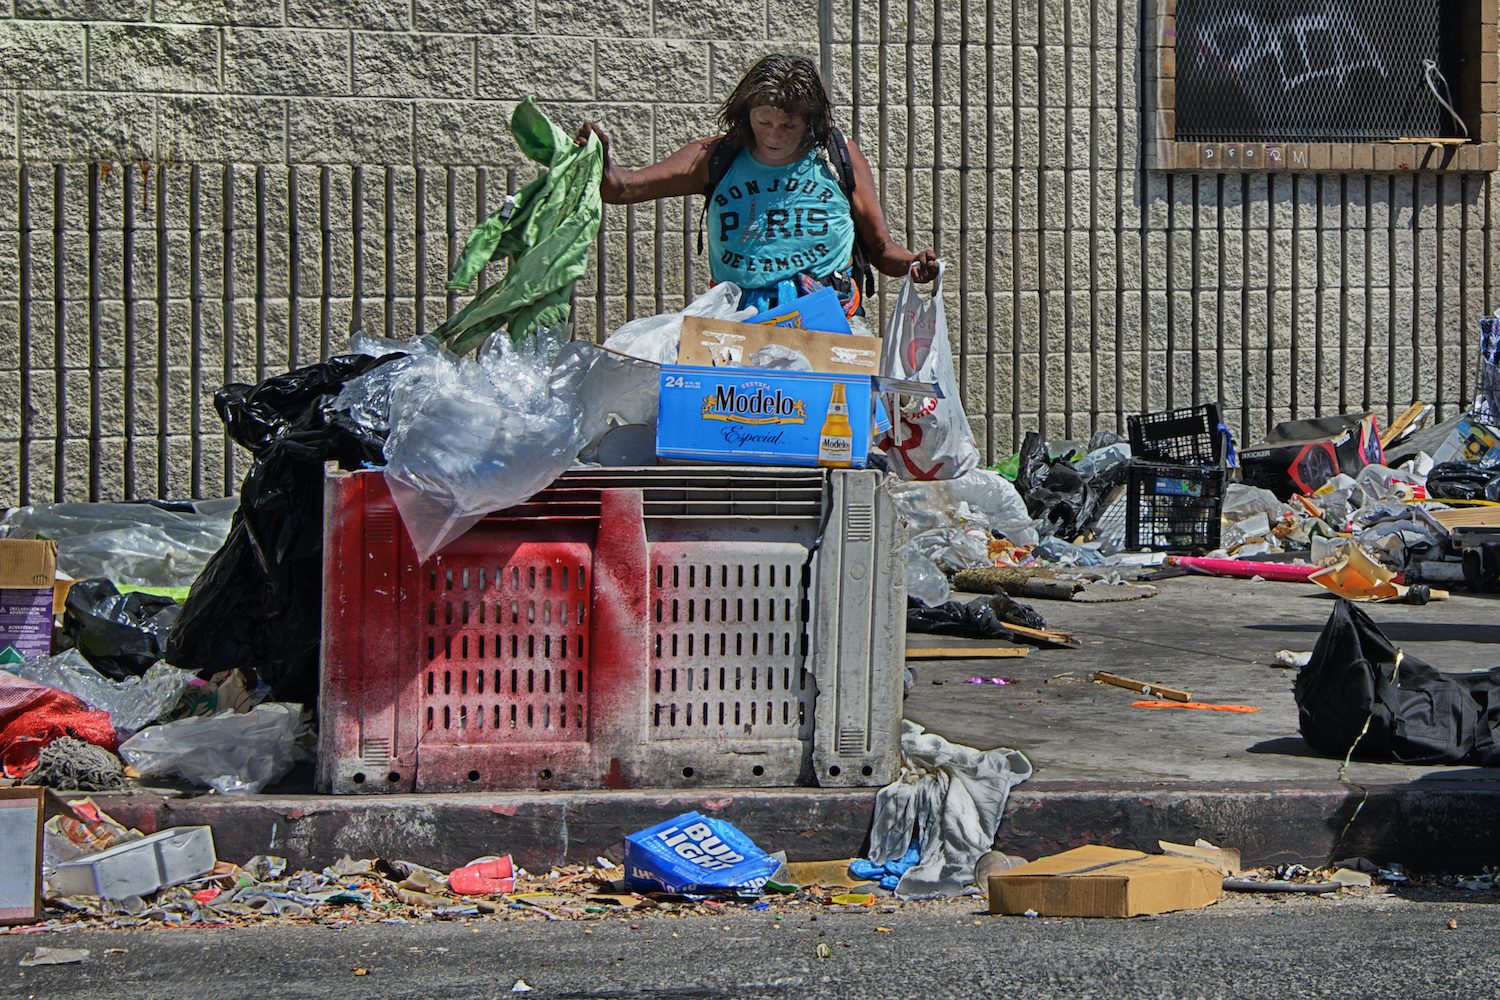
[575,123,720,205]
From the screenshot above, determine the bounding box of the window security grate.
[1174,0,1453,143]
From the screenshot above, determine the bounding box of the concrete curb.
[78,779,1500,875]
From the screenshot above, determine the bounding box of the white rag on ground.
[866,720,1033,897]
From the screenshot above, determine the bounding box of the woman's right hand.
[574,121,611,161]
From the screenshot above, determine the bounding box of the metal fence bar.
[155,163,170,498]
[18,166,32,507]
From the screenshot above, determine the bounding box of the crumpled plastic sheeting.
[118,702,302,794]
[383,331,589,562]
[864,721,1032,897]
[0,499,237,589]
[3,650,195,736]
[906,551,950,607]
[892,470,1038,546]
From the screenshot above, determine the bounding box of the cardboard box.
[1431,415,1500,466]
[48,826,217,900]
[657,365,873,468]
[0,788,43,926]
[0,540,57,661]
[678,316,879,375]
[988,845,1223,918]
[1240,412,1384,498]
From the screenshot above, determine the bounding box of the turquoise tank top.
[706,146,856,292]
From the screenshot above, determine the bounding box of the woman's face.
[748,105,807,166]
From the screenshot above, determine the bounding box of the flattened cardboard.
[988,845,1222,918]
[0,787,44,926]
[679,316,879,375]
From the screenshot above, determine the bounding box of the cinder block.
[288,0,409,29]
[0,21,85,89]
[355,32,472,99]
[291,100,411,164]
[655,0,767,39]
[160,0,283,24]
[17,0,149,18]
[20,93,153,162]
[416,0,533,31]
[478,36,594,103]
[158,96,286,164]
[89,24,220,93]
[224,27,351,96]
[596,39,708,104]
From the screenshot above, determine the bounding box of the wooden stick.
[906,646,1030,660]
[1380,401,1428,449]
[1093,671,1191,702]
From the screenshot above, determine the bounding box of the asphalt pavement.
[5,888,1496,999]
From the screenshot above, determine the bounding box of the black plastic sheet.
[165,353,400,707]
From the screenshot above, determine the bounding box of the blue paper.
[743,286,852,334]
[624,811,781,896]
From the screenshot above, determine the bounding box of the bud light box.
[657,364,874,468]
[624,812,781,897]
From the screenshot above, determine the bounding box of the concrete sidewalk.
[83,576,1500,874]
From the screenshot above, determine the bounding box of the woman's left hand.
[910,250,938,283]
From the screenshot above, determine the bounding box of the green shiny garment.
[435,98,603,352]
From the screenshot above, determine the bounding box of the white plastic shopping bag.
[877,263,980,480]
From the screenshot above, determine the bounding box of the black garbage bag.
[1013,432,1125,540]
[165,353,400,707]
[906,594,1047,639]
[62,578,181,679]
[1295,599,1500,766]
[1425,461,1500,503]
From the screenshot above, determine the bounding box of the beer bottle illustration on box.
[817,382,854,468]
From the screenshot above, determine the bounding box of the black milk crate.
[1125,462,1226,554]
[1127,403,1223,466]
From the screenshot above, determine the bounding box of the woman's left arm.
[845,139,939,282]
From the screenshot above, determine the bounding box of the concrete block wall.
[1,1,1497,503]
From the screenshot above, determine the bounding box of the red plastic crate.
[317,467,903,793]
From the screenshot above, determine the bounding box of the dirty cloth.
[864,721,1033,897]
[434,98,604,352]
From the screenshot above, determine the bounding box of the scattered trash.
[22,736,126,791]
[1222,877,1341,894]
[450,857,517,896]
[1273,650,1312,669]
[48,826,216,900]
[117,702,303,793]
[0,672,117,779]
[862,721,1031,897]
[0,539,60,660]
[1329,868,1374,888]
[19,947,90,967]
[1131,701,1260,713]
[3,650,195,736]
[964,676,1020,685]
[511,980,534,993]
[989,845,1223,917]
[1094,671,1191,703]
[623,813,780,897]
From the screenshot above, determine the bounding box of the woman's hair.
[717,53,835,153]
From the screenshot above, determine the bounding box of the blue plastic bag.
[624,812,780,896]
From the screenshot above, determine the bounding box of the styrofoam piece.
[47,827,216,900]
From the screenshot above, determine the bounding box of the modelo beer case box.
[657,365,872,468]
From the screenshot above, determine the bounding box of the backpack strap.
[696,137,739,255]
[826,127,876,297]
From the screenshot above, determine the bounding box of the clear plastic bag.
[383,331,589,562]
[3,650,196,736]
[117,702,302,794]
[332,334,443,437]
[912,527,992,574]
[0,499,237,588]
[906,551,950,607]
[601,282,752,364]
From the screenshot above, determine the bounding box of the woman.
[575,53,938,317]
